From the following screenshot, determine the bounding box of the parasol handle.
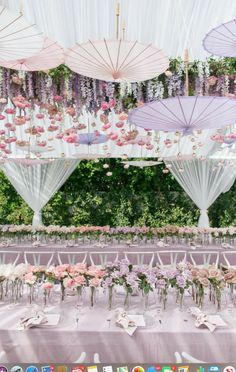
[116,2,120,40]
[184,48,189,96]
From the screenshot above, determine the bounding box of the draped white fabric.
[1,159,79,226]
[2,0,236,60]
[165,158,236,227]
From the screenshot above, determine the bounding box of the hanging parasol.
[0,37,64,71]
[128,96,236,135]
[122,160,162,168]
[0,5,43,62]
[65,2,168,82]
[203,19,236,57]
[65,39,169,83]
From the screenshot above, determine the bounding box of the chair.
[156,250,187,268]
[221,251,236,270]
[57,251,88,265]
[89,251,119,267]
[0,250,21,265]
[189,251,219,268]
[124,251,154,267]
[24,251,55,267]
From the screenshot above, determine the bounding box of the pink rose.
[74,275,86,286]
[89,277,101,287]
[42,282,54,291]
[101,101,110,111]
[198,277,209,287]
[63,277,75,289]
[198,269,209,278]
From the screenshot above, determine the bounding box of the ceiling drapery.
[1,0,236,60]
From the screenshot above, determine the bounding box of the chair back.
[189,251,219,267]
[124,251,154,267]
[89,251,119,267]
[0,250,21,265]
[156,250,187,268]
[24,251,55,267]
[57,251,88,265]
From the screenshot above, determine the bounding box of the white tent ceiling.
[1,0,236,60]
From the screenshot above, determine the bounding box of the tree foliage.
[0,159,234,227]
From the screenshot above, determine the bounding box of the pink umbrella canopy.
[65,39,169,82]
[0,6,43,62]
[203,19,236,57]
[128,96,236,135]
[0,37,64,71]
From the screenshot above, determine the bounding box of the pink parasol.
[0,37,64,71]
[65,39,169,82]
[203,19,236,57]
[129,96,236,135]
[0,6,43,62]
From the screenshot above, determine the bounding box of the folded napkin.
[190,307,227,332]
[115,308,137,336]
[222,242,233,249]
[157,240,169,247]
[18,309,47,330]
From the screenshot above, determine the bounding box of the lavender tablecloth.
[0,290,235,363]
[0,243,235,265]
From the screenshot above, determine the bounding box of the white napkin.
[222,243,233,249]
[190,307,227,332]
[115,308,137,336]
[18,310,47,330]
[157,240,169,247]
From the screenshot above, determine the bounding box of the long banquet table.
[0,290,236,363]
[0,243,235,265]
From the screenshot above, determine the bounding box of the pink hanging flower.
[64,134,78,143]
[138,139,146,146]
[109,98,116,108]
[66,107,76,117]
[116,140,124,146]
[36,140,47,147]
[53,95,62,102]
[56,133,64,139]
[36,113,45,120]
[116,121,124,128]
[0,130,5,135]
[0,115,5,120]
[5,108,15,115]
[110,133,118,141]
[48,125,59,132]
[207,76,218,86]
[101,101,110,111]
[119,113,128,121]
[164,139,172,147]
[210,134,224,143]
[14,116,26,125]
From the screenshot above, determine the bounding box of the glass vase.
[108,286,113,311]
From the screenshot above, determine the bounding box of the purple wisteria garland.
[0,58,236,114]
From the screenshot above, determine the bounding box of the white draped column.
[165,158,236,227]
[1,159,79,226]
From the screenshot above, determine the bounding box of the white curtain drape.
[165,158,236,227]
[1,159,79,226]
[2,0,236,60]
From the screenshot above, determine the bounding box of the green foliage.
[0,159,234,227]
